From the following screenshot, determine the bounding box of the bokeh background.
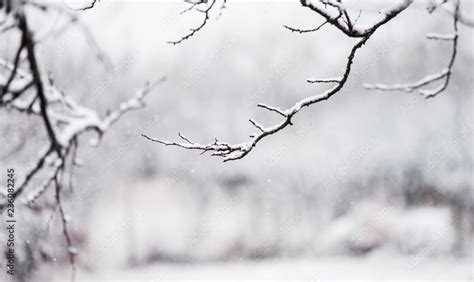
[0,0,473,280]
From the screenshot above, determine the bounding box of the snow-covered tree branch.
[364,0,460,98]
[0,1,162,279]
[142,0,472,162]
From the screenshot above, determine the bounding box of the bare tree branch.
[29,3,113,68]
[439,0,474,27]
[169,0,227,44]
[65,0,99,11]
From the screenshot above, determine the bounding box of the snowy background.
[0,0,473,281]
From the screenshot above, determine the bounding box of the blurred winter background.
[0,0,473,281]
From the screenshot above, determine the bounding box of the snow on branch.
[426,33,456,41]
[0,3,163,279]
[300,0,414,38]
[144,0,468,161]
[365,0,460,99]
[144,0,416,161]
[364,69,449,94]
[1,57,163,205]
[307,76,342,84]
[143,35,372,162]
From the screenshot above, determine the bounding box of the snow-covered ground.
[36,251,473,281]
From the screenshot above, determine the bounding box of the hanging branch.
[143,0,415,161]
[364,0,460,98]
[143,37,370,161]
